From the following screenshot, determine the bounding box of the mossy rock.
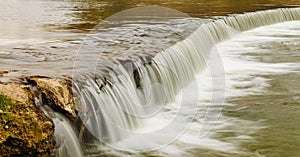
[0,83,54,156]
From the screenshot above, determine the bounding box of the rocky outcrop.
[30,77,77,120]
[0,83,54,156]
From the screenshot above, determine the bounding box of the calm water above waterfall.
[1,0,300,78]
[0,1,300,157]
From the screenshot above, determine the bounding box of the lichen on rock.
[0,83,54,156]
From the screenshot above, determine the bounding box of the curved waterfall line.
[222,8,300,32]
[70,7,300,155]
[206,7,300,42]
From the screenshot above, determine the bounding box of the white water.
[53,116,84,157]
[30,85,84,157]
[70,8,300,156]
[221,22,300,98]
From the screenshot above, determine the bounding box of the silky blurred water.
[0,1,299,157]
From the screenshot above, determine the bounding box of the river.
[0,1,299,157]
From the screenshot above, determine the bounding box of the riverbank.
[0,82,54,156]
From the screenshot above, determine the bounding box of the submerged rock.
[0,83,54,156]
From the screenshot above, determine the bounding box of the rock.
[0,83,29,103]
[0,77,82,156]
[0,83,54,156]
[31,77,77,120]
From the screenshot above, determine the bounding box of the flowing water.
[1,0,300,79]
[1,1,300,157]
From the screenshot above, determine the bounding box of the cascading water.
[58,7,300,156]
[29,84,84,157]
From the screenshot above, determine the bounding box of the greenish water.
[225,73,300,157]
[218,23,300,157]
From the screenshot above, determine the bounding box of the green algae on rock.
[0,83,54,156]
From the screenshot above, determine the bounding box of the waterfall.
[68,7,300,155]
[29,84,84,157]
[206,7,300,42]
[74,21,222,144]
[222,8,300,31]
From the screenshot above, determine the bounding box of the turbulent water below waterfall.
[0,1,300,157]
[75,9,300,157]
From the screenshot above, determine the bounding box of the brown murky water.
[1,0,300,78]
